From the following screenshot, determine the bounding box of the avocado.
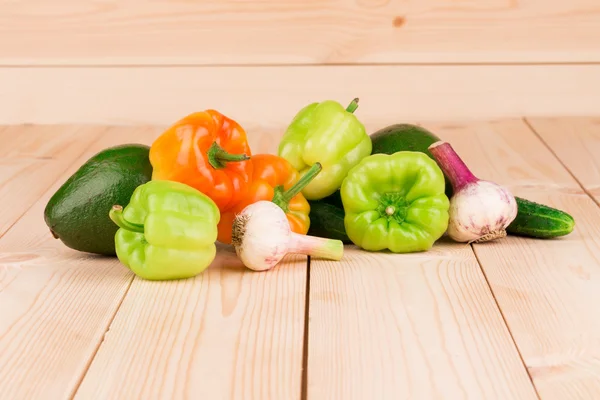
[370,123,453,196]
[44,144,153,256]
[371,124,440,157]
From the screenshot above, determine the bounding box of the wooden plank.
[420,119,581,192]
[307,246,538,399]
[0,127,159,400]
[2,65,600,126]
[73,130,307,399]
[1,0,599,65]
[422,119,600,398]
[0,125,88,158]
[0,126,102,238]
[74,248,307,399]
[306,122,541,399]
[475,191,600,400]
[526,117,600,203]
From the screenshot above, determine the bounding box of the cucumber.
[307,192,352,243]
[368,122,576,239]
[508,197,575,238]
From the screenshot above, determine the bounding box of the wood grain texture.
[424,119,600,398]
[74,131,308,400]
[475,192,600,400]
[420,119,582,193]
[2,120,600,399]
[1,0,599,65]
[2,65,600,126]
[0,126,101,238]
[0,126,156,400]
[526,117,600,203]
[307,246,537,397]
[75,248,307,400]
[0,125,89,158]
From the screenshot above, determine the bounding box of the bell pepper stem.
[345,98,359,113]
[272,162,322,211]
[283,163,322,201]
[109,205,145,233]
[288,233,344,260]
[207,142,250,169]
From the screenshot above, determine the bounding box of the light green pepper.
[340,151,450,253]
[278,98,372,200]
[109,180,220,281]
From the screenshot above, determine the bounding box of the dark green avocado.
[370,123,453,196]
[44,144,153,256]
[370,123,442,158]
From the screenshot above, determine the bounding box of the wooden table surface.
[1,117,599,400]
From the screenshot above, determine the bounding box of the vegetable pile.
[43,99,576,281]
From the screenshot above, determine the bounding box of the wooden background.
[1,0,600,126]
[2,3,600,398]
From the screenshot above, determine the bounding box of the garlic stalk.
[428,141,518,243]
[232,201,344,271]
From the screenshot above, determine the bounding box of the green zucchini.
[508,197,575,238]
[307,192,352,243]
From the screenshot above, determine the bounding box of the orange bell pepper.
[217,154,322,244]
[149,110,253,211]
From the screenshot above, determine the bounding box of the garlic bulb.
[428,141,518,243]
[232,201,344,271]
[446,180,518,242]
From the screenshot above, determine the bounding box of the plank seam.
[300,256,311,400]
[69,274,136,399]
[464,116,600,400]
[3,62,600,69]
[0,128,106,241]
[523,117,600,209]
[470,244,542,400]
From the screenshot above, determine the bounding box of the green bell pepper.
[340,151,450,253]
[278,98,372,200]
[109,180,220,281]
